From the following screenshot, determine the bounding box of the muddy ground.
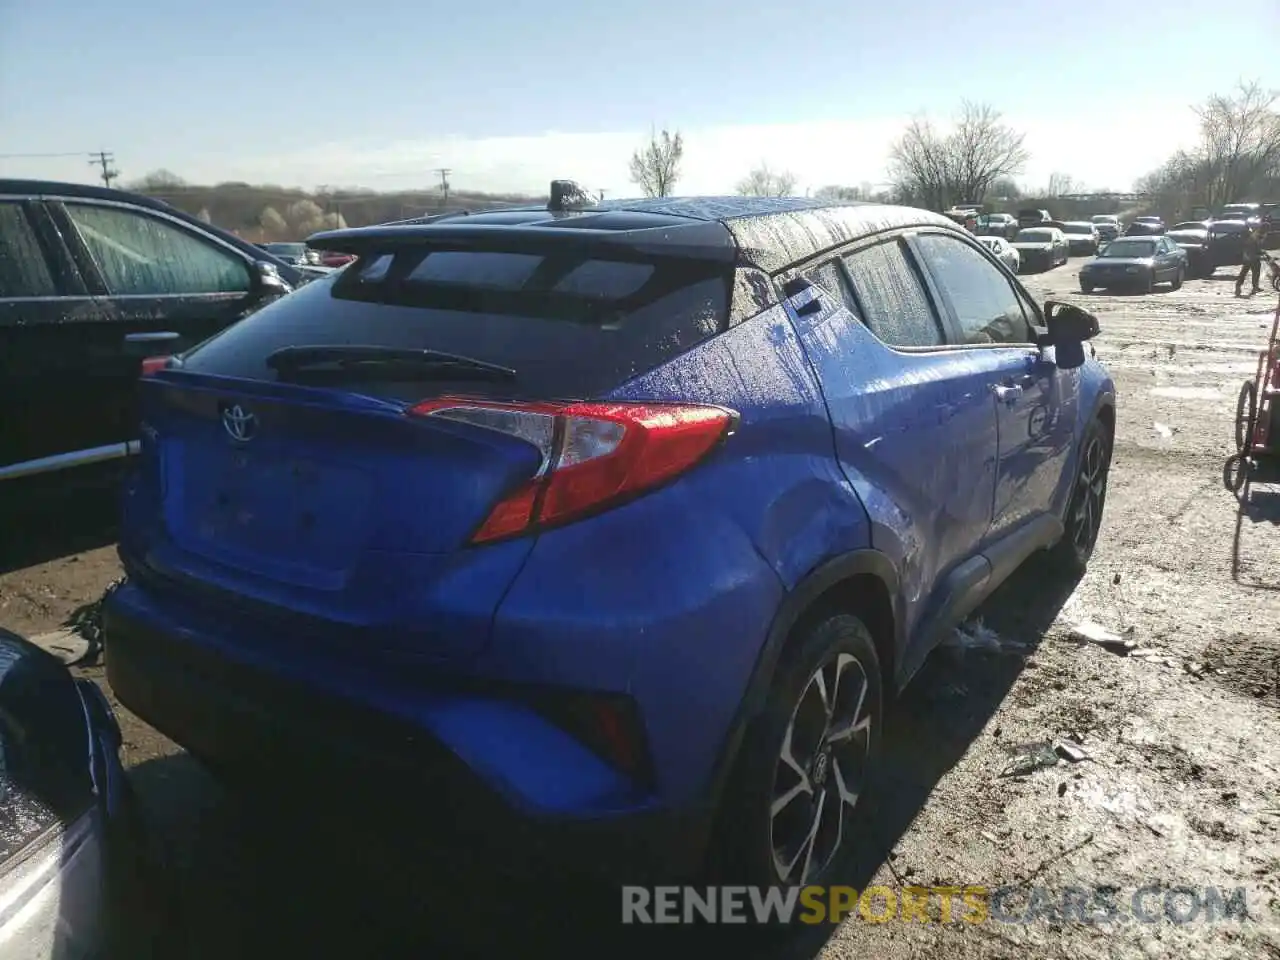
[1,260,1278,959]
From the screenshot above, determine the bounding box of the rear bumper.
[103,581,713,882]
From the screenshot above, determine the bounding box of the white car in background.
[978,235,1021,273]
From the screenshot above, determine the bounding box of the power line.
[89,150,119,188]
[0,151,96,159]
[435,168,451,208]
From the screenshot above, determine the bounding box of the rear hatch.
[126,228,734,660]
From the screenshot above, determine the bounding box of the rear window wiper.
[265,345,517,382]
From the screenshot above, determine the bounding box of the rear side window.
[62,203,252,296]
[181,245,731,399]
[0,203,57,298]
[841,240,945,348]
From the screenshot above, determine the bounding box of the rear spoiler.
[304,221,738,264]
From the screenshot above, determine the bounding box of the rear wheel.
[1080,281,1094,294]
[1047,417,1111,576]
[713,614,882,888]
[1236,380,1257,454]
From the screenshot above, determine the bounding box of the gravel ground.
[1,260,1278,959]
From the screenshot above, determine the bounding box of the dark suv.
[0,180,301,495]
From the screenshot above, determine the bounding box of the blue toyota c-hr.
[104,189,1115,889]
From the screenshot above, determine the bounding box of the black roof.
[0,178,183,212]
[311,195,958,274]
[0,178,301,284]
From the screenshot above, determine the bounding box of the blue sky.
[2,0,1278,196]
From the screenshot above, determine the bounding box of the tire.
[1236,379,1257,454]
[1223,454,1249,494]
[1171,266,1184,290]
[1080,281,1094,294]
[1141,273,1154,294]
[1046,417,1112,576]
[712,614,883,889]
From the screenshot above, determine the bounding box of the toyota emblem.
[221,403,257,442]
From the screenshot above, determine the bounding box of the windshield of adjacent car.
[1063,223,1093,234]
[265,243,305,258]
[1015,229,1051,242]
[1099,239,1156,258]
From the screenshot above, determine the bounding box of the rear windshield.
[1101,239,1156,258]
[178,245,731,399]
[1063,223,1093,234]
[1016,230,1051,242]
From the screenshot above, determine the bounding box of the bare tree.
[736,163,797,197]
[129,169,187,192]
[1194,80,1280,209]
[1047,172,1080,197]
[259,206,289,236]
[888,102,1029,210]
[628,127,684,198]
[1134,80,1280,220]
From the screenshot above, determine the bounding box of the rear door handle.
[993,384,1023,403]
[124,331,180,343]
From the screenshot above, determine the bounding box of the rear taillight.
[408,396,737,543]
[140,355,172,376]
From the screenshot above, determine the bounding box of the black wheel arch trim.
[1089,390,1116,434]
[698,548,901,814]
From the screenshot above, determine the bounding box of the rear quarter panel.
[482,304,872,805]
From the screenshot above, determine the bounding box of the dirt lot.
[1,260,1278,959]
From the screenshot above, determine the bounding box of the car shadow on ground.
[111,560,1080,960]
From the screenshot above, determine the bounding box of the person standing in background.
[1237,223,1263,296]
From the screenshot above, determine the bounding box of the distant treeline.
[127,171,541,240]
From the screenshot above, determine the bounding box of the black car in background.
[1017,207,1052,228]
[1208,217,1250,267]
[1166,224,1214,277]
[0,180,297,497]
[1124,217,1166,236]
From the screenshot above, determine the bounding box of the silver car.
[0,630,154,959]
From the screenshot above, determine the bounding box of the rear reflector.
[408,396,737,543]
[140,356,172,376]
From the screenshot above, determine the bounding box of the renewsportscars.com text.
[621,885,1250,926]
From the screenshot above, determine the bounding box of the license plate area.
[182,443,371,567]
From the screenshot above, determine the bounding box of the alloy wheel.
[769,653,872,885]
[1070,432,1109,553]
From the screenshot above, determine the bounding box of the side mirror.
[252,260,294,296]
[1039,300,1099,370]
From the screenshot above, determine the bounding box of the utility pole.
[89,150,118,188]
[435,168,451,209]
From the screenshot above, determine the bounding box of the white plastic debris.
[1153,421,1173,439]
[1068,620,1135,654]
